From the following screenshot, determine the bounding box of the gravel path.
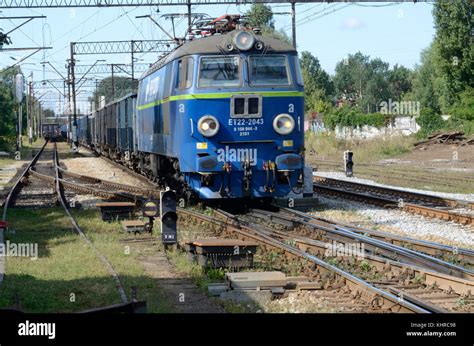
[62,154,151,189]
[58,146,153,208]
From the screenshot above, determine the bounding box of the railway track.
[1,140,50,286]
[247,208,474,277]
[1,141,129,306]
[30,166,152,206]
[179,208,432,313]
[14,142,470,313]
[1,140,53,214]
[52,142,129,304]
[313,175,474,225]
[313,159,474,188]
[279,207,474,268]
[200,208,474,312]
[70,147,474,312]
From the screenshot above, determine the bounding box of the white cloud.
[341,17,365,30]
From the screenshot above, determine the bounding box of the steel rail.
[313,161,474,185]
[179,208,432,313]
[280,208,474,267]
[1,140,49,221]
[314,175,474,209]
[313,182,474,226]
[248,208,474,280]
[52,143,128,304]
[57,166,159,198]
[238,215,474,303]
[84,150,161,188]
[1,140,49,287]
[29,168,145,202]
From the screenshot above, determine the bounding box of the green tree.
[246,4,274,29]
[333,52,370,104]
[388,64,413,101]
[432,0,474,111]
[43,109,55,119]
[409,43,441,114]
[333,52,392,113]
[245,4,292,44]
[363,58,391,113]
[0,66,27,150]
[415,108,445,138]
[450,87,474,123]
[299,51,333,113]
[90,76,133,107]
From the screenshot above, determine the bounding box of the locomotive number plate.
[228,119,264,126]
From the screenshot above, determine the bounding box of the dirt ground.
[138,248,225,313]
[391,144,474,172]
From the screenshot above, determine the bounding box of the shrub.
[415,108,445,139]
[0,136,15,152]
[323,105,391,130]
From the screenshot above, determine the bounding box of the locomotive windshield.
[198,56,240,87]
[249,55,290,86]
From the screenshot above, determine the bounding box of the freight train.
[41,123,61,140]
[77,18,307,200]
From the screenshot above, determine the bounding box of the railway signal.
[344,150,353,177]
[140,199,159,233]
[160,189,177,245]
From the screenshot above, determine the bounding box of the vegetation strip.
[52,142,128,304]
[0,140,49,286]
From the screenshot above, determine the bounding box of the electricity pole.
[69,43,78,150]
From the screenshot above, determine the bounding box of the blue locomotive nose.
[77,28,305,200]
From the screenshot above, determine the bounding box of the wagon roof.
[141,32,296,79]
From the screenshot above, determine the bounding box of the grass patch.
[0,208,173,313]
[306,132,414,163]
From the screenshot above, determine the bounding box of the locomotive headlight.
[273,114,295,135]
[233,31,255,51]
[197,115,220,137]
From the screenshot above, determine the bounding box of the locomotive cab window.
[249,55,290,86]
[293,55,304,86]
[198,56,240,88]
[177,57,194,89]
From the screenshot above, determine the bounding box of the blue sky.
[0,2,436,112]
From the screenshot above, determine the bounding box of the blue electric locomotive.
[77,23,306,200]
[136,29,305,199]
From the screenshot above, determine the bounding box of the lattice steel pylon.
[74,63,150,75]
[71,40,174,55]
[68,39,174,147]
